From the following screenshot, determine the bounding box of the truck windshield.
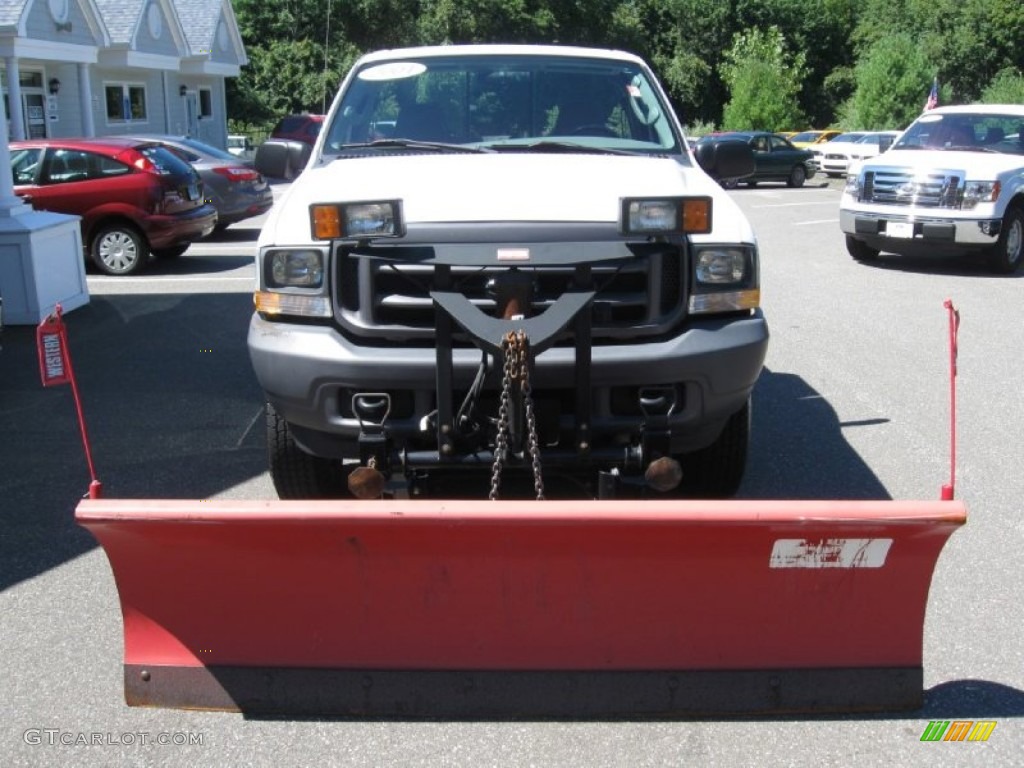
[894,112,1024,154]
[323,53,681,156]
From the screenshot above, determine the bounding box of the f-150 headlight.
[689,245,760,314]
[311,201,404,240]
[961,181,1000,209]
[621,197,712,235]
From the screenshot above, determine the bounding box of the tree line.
[227,0,1024,135]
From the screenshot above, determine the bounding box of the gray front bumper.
[248,311,769,454]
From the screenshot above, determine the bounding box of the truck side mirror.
[694,140,755,182]
[878,135,895,153]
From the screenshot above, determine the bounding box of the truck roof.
[927,104,1024,117]
[355,43,645,66]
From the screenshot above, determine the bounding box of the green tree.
[719,26,806,131]
[632,0,735,126]
[980,67,1024,104]
[733,0,858,126]
[844,34,933,130]
[851,0,1024,104]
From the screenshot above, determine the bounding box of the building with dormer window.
[0,0,246,149]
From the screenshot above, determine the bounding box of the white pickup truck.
[840,104,1024,273]
[247,44,765,501]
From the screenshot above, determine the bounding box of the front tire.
[673,399,750,499]
[91,224,149,275]
[787,164,807,188]
[988,206,1024,274]
[267,403,352,499]
[846,234,880,262]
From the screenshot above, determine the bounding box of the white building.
[0,0,246,149]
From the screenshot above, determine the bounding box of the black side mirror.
[694,140,755,182]
[878,135,895,154]
[255,139,311,181]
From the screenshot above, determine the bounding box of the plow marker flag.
[37,305,102,498]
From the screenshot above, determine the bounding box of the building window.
[199,88,213,119]
[104,84,147,123]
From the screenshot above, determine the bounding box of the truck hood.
[860,149,1018,179]
[259,152,753,245]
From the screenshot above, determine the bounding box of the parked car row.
[813,130,901,177]
[787,129,843,149]
[9,134,274,276]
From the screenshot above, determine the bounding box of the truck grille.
[334,246,686,346]
[860,169,962,207]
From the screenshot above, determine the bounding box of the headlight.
[257,247,332,318]
[689,245,759,314]
[621,197,712,235]
[266,249,324,288]
[695,249,745,284]
[844,174,860,195]
[310,200,403,239]
[961,181,1000,209]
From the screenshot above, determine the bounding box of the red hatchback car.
[10,137,218,275]
[269,114,324,145]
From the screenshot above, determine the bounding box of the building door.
[184,91,199,137]
[24,93,48,138]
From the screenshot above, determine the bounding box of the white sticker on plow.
[769,538,892,569]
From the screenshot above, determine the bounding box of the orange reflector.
[682,199,711,233]
[311,205,341,239]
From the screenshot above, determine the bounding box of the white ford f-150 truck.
[840,104,1024,274]
[247,44,766,500]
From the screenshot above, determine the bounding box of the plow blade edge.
[76,498,964,717]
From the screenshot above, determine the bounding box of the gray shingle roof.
[172,0,221,54]
[93,0,145,43]
[0,0,27,27]
[1,0,235,57]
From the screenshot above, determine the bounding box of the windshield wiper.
[895,143,999,153]
[944,145,1000,153]
[488,141,632,156]
[340,139,492,153]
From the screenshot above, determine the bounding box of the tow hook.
[639,387,682,492]
[348,393,391,499]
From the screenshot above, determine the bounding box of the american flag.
[925,77,939,111]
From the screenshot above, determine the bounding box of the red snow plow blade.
[76,497,964,717]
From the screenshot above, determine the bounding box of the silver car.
[120,135,274,232]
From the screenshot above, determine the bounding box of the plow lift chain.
[490,329,546,501]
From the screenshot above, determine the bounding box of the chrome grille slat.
[862,169,963,207]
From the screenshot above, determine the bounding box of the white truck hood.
[859,149,1017,179]
[259,152,752,245]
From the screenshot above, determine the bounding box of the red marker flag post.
[36,304,102,498]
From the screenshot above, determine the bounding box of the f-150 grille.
[334,246,686,347]
[861,168,962,207]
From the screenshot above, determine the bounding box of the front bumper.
[840,208,1001,250]
[248,310,769,457]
